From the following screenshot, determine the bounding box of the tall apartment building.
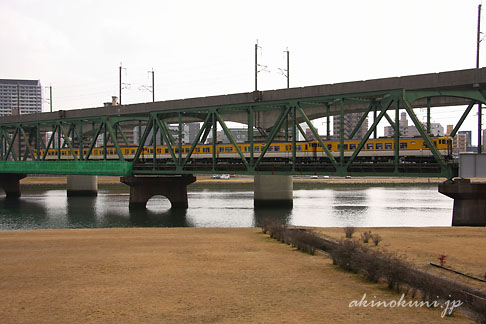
[446,125,453,136]
[332,112,368,140]
[483,129,486,152]
[133,123,201,146]
[384,112,444,137]
[0,79,42,116]
[453,132,467,154]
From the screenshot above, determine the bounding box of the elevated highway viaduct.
[1,68,486,226]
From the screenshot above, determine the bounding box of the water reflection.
[128,208,191,227]
[0,197,48,229]
[253,207,292,227]
[330,189,369,225]
[0,185,454,230]
[66,196,97,228]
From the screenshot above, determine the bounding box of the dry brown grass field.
[0,228,475,323]
[314,227,486,290]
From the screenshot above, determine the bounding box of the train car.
[38,135,452,163]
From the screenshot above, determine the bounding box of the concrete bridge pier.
[67,175,98,197]
[0,174,26,198]
[254,175,293,208]
[438,178,486,226]
[120,175,196,209]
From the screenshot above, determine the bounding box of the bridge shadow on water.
[126,208,191,227]
[66,196,97,228]
[253,207,292,227]
[66,196,192,228]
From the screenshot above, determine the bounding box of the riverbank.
[313,227,486,291]
[20,175,474,187]
[0,227,477,323]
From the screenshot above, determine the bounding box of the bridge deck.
[1,67,486,125]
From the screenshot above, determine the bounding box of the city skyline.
[1,1,484,143]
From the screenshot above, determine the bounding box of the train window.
[203,147,210,153]
[225,147,232,152]
[327,144,332,150]
[312,143,318,147]
[366,143,374,150]
[157,148,161,154]
[399,142,408,149]
[149,149,153,154]
[268,146,273,152]
[349,144,356,150]
[254,146,260,152]
[296,145,302,151]
[219,147,224,152]
[433,141,437,147]
[132,149,136,154]
[274,145,280,152]
[376,143,383,150]
[305,145,308,150]
[385,143,393,150]
[411,141,416,145]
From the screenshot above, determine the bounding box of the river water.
[0,184,453,230]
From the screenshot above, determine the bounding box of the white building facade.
[0,79,42,116]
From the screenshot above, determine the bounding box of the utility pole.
[139,69,155,102]
[49,85,52,112]
[279,48,290,88]
[478,4,482,153]
[152,69,155,102]
[477,4,482,69]
[255,42,258,91]
[254,41,268,92]
[119,63,122,105]
[286,49,289,88]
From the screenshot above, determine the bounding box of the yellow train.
[38,136,452,163]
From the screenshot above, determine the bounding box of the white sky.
[1,0,484,144]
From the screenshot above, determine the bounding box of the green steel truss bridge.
[1,68,486,180]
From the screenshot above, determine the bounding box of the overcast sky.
[1,0,484,142]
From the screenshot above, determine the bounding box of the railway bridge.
[1,68,486,225]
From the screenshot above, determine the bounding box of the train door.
[312,142,318,160]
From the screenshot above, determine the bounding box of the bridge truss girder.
[0,88,485,179]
